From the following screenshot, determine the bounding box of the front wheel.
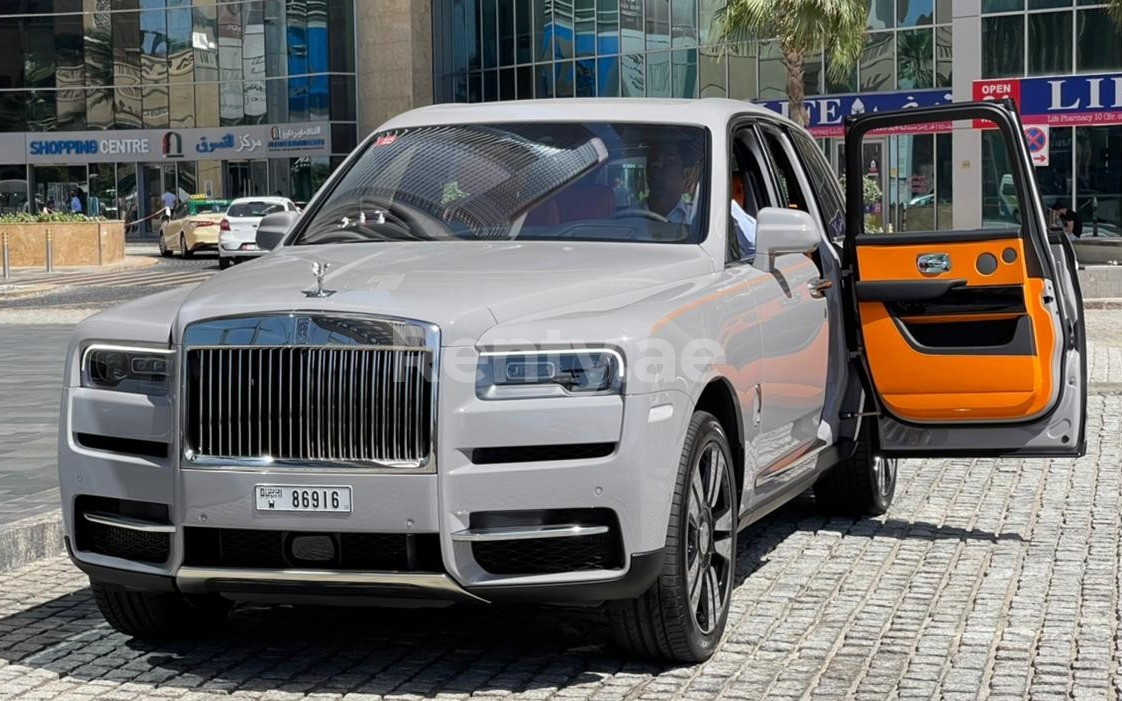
[609,410,737,662]
[90,579,231,640]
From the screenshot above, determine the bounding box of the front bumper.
[59,372,690,604]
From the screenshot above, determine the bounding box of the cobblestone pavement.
[0,391,1118,699]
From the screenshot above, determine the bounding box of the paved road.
[0,393,1120,699]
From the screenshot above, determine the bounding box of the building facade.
[431,0,1122,235]
[0,0,361,233]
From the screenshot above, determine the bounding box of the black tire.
[813,415,897,516]
[158,235,172,258]
[218,257,231,270]
[179,235,193,259]
[609,411,738,662]
[90,579,231,640]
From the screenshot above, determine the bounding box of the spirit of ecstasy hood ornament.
[302,260,336,298]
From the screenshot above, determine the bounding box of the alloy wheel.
[873,455,897,499]
[685,441,735,635]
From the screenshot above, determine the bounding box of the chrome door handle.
[808,277,832,298]
[917,253,951,275]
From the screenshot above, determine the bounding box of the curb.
[1083,299,1122,310]
[0,511,65,574]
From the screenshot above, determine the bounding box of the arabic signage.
[755,88,956,137]
[972,72,1122,128]
[19,122,330,164]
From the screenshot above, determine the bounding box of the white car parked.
[217,196,299,268]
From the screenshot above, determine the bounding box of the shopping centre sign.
[755,88,955,137]
[972,72,1122,128]
[17,122,331,164]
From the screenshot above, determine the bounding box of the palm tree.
[718,0,867,126]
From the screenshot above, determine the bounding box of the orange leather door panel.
[856,238,1058,423]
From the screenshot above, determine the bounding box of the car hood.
[174,241,716,344]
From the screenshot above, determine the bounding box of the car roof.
[377,98,789,132]
[228,196,291,205]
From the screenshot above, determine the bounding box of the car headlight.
[81,344,173,395]
[477,349,623,399]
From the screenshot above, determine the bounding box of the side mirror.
[255,211,299,251]
[751,207,821,273]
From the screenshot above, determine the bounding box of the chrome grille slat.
[186,345,432,467]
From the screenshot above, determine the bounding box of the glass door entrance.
[139,164,176,237]
[225,160,269,199]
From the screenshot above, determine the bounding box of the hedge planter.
[1,221,125,268]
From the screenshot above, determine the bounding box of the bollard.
[96,222,103,266]
[1,232,9,279]
[45,229,53,273]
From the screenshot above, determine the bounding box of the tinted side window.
[788,128,846,240]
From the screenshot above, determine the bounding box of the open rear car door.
[843,101,1086,457]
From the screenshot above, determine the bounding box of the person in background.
[69,190,82,214]
[161,188,177,219]
[1053,200,1082,241]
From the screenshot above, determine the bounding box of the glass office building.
[0,0,358,234]
[980,0,1121,236]
[432,0,1122,235]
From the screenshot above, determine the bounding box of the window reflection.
[307,0,328,121]
[55,2,85,130]
[982,15,1023,78]
[193,1,219,127]
[620,0,642,54]
[168,0,195,128]
[896,28,933,89]
[286,0,309,122]
[860,31,895,92]
[84,0,113,129]
[263,0,288,122]
[140,0,169,128]
[1028,11,1071,75]
[242,1,267,123]
[1077,9,1122,72]
[218,1,245,126]
[25,12,57,131]
[113,1,143,129]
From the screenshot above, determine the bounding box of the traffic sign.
[1024,125,1049,167]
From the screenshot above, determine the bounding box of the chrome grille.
[185,346,433,467]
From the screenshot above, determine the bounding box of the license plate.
[254,485,352,513]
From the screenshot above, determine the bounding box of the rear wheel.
[218,256,231,270]
[813,414,897,516]
[90,579,231,640]
[609,411,737,662]
[157,234,171,258]
[179,235,192,259]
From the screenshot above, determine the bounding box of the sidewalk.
[0,244,161,300]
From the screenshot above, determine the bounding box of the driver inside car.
[641,137,702,224]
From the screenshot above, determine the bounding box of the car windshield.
[292,122,710,245]
[187,200,229,215]
[228,201,284,218]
